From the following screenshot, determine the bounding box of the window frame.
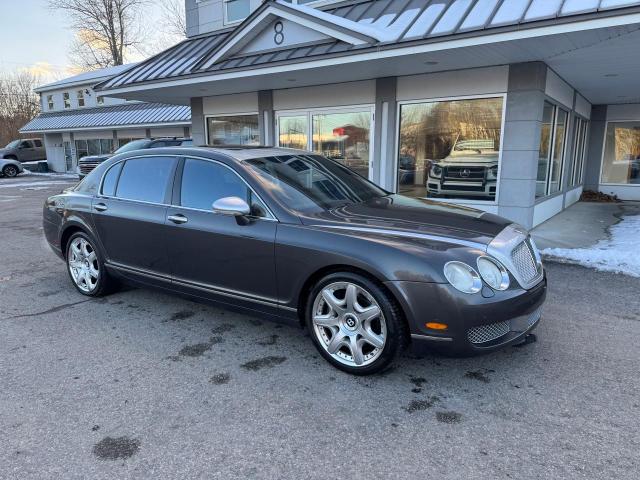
[98,155,179,206]
[173,156,277,221]
[223,0,251,25]
[63,92,71,109]
[77,89,85,108]
[393,93,507,206]
[204,112,261,147]
[275,104,376,181]
[569,115,589,187]
[536,101,570,199]
[598,119,640,187]
[47,95,54,110]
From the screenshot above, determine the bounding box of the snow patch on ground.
[542,214,640,277]
[0,181,75,189]
[21,171,78,179]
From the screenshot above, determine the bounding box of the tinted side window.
[34,140,43,147]
[180,158,268,217]
[116,156,176,203]
[101,162,123,196]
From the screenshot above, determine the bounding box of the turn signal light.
[425,322,448,330]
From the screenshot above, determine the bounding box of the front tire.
[306,272,406,375]
[2,165,19,178]
[65,232,114,297]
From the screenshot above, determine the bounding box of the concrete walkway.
[531,201,640,250]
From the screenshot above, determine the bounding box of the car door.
[165,157,278,312]
[91,155,178,287]
[33,139,46,160]
[18,140,35,161]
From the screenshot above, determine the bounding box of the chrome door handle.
[94,203,108,212]
[168,214,188,224]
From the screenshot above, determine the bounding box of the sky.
[0,0,172,82]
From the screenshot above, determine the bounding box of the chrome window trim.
[96,153,279,222]
[180,155,278,221]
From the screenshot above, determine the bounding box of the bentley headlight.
[444,261,482,294]
[477,256,510,290]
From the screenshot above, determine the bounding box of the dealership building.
[20,65,191,173]
[87,0,640,228]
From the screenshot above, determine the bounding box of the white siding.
[545,69,574,109]
[203,92,259,115]
[273,80,376,110]
[396,66,509,101]
[606,103,640,121]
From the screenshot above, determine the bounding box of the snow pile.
[542,214,640,277]
[21,170,78,179]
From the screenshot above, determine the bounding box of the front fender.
[274,223,487,308]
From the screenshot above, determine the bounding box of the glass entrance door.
[276,107,374,181]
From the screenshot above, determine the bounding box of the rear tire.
[2,165,19,178]
[65,232,116,297]
[306,272,406,375]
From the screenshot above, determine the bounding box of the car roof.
[181,145,310,161]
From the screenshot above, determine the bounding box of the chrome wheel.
[67,237,100,293]
[312,281,387,367]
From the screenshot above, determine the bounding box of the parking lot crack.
[0,299,93,321]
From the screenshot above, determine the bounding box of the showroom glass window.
[207,115,260,146]
[115,157,176,203]
[180,158,269,217]
[601,121,640,185]
[278,115,308,150]
[397,97,503,201]
[569,116,589,186]
[536,102,569,197]
[277,109,373,180]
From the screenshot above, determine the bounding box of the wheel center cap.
[344,314,358,331]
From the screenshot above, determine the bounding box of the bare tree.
[0,71,41,146]
[160,0,187,38]
[48,0,149,70]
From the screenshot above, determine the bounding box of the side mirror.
[212,196,251,217]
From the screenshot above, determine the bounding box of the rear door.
[91,155,178,286]
[18,140,36,161]
[165,157,279,311]
[33,139,46,160]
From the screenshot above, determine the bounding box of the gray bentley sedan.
[43,146,546,375]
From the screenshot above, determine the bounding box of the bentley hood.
[301,195,511,246]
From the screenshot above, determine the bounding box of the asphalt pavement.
[1,174,638,479]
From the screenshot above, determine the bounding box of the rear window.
[101,163,123,196]
[115,156,176,203]
[34,139,43,147]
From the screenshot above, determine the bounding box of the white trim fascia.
[19,121,192,134]
[201,6,374,69]
[101,12,640,98]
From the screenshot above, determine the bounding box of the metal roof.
[35,64,138,93]
[20,102,191,133]
[97,0,640,91]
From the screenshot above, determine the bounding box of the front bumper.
[385,275,547,355]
